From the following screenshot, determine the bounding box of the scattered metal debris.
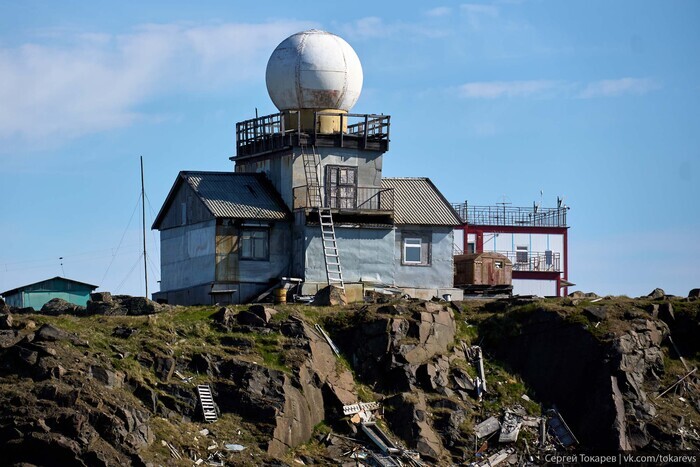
[163,440,182,460]
[463,344,487,397]
[475,416,501,439]
[656,368,697,399]
[175,370,194,383]
[224,443,246,452]
[547,408,578,447]
[498,412,523,443]
[314,323,341,357]
[471,447,516,467]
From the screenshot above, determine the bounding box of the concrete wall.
[160,220,216,291]
[395,226,455,289]
[513,278,558,297]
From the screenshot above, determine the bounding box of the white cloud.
[457,78,660,99]
[425,7,452,17]
[577,77,659,99]
[460,3,500,29]
[458,80,562,98]
[0,20,314,144]
[338,16,449,41]
[460,4,500,16]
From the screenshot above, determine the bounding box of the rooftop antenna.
[557,196,563,208]
[59,257,65,277]
[140,156,148,299]
[534,189,543,214]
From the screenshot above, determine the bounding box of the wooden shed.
[454,252,512,287]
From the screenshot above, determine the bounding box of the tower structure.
[153,30,462,305]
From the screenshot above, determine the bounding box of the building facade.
[452,202,570,297]
[152,30,463,305]
[1,276,98,310]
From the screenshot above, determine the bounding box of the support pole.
[141,156,148,299]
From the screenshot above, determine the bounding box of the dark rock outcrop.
[41,298,85,315]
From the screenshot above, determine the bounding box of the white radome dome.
[265,30,363,112]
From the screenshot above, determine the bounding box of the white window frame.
[403,237,423,264]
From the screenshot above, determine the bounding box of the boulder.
[236,310,267,327]
[86,300,122,315]
[584,306,608,322]
[0,329,23,348]
[90,292,112,303]
[647,288,666,300]
[689,288,700,299]
[40,298,84,315]
[0,297,8,313]
[154,356,176,382]
[313,285,347,306]
[35,324,83,345]
[569,291,599,299]
[112,295,164,315]
[212,306,237,329]
[0,313,13,329]
[90,365,124,389]
[384,392,445,462]
[248,304,278,324]
[112,326,138,339]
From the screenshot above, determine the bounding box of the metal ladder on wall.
[301,146,345,290]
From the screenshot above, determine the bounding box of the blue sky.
[1,0,698,297]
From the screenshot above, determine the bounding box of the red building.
[452,201,571,297]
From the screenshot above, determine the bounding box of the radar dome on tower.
[265,30,363,112]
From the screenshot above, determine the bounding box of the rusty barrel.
[274,288,287,304]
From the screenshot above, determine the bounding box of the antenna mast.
[140,156,148,298]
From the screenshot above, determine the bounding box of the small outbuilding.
[1,276,98,310]
[454,252,512,287]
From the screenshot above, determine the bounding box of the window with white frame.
[403,237,423,264]
[240,229,269,260]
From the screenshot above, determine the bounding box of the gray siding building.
[152,29,463,305]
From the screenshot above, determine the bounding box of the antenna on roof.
[59,257,65,277]
[557,196,563,208]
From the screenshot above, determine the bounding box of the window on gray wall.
[404,238,422,263]
[402,232,431,266]
[240,229,269,260]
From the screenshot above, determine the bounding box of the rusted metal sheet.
[474,416,500,439]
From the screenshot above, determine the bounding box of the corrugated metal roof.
[381,177,461,226]
[153,171,290,229]
[183,172,290,221]
[1,276,98,297]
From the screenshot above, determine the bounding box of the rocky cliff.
[0,290,698,466]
